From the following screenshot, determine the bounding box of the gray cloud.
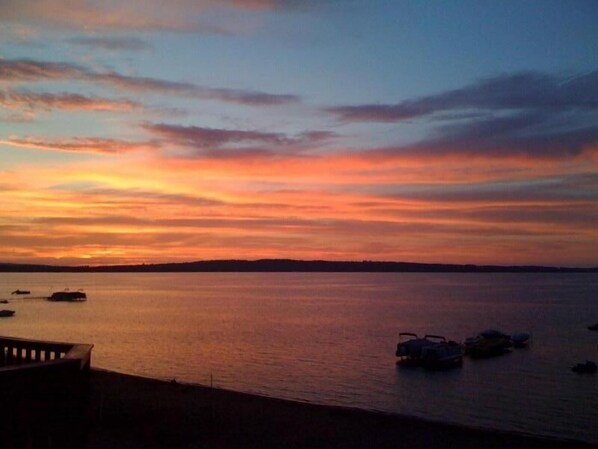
[66,36,154,51]
[383,173,598,204]
[143,123,337,158]
[145,123,293,148]
[0,89,141,112]
[328,71,598,160]
[326,71,598,122]
[0,58,301,107]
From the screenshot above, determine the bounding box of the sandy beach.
[81,369,596,449]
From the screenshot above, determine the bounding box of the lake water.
[1,272,597,443]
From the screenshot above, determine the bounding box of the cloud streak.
[1,137,156,154]
[0,58,301,106]
[144,123,335,155]
[0,0,322,35]
[0,90,141,112]
[325,71,598,160]
[66,36,153,51]
[326,71,598,122]
[2,148,596,266]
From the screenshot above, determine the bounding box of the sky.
[0,0,597,267]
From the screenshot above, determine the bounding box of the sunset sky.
[1,0,597,267]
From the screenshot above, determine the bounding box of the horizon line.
[0,258,596,273]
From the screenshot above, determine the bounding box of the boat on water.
[420,340,464,370]
[48,290,87,302]
[571,360,597,374]
[396,333,462,368]
[11,290,30,295]
[396,333,436,365]
[464,329,512,358]
[510,332,532,348]
[0,309,15,317]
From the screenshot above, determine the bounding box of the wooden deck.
[0,336,94,449]
[0,336,92,368]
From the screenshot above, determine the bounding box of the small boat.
[465,329,512,358]
[396,333,434,362]
[0,300,9,304]
[420,340,464,370]
[0,309,15,317]
[48,290,87,302]
[510,332,531,348]
[588,323,598,331]
[396,333,454,367]
[571,360,597,374]
[11,289,30,295]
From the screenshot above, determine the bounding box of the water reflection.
[0,272,597,443]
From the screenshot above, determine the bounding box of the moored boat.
[396,333,433,365]
[571,360,597,374]
[396,333,457,367]
[465,329,512,358]
[0,309,15,317]
[420,340,464,370]
[11,290,30,295]
[510,332,531,348]
[48,290,87,302]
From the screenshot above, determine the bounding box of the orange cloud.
[1,137,156,154]
[0,0,290,35]
[1,143,596,267]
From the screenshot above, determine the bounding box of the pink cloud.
[0,90,141,112]
[0,0,290,34]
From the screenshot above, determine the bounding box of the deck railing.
[0,335,92,371]
[0,336,94,448]
[0,336,93,392]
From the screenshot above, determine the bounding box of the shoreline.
[86,369,596,449]
[2,259,596,273]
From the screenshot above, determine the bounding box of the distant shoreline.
[0,259,596,273]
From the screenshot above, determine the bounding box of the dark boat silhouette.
[510,332,532,347]
[11,290,30,295]
[464,329,512,358]
[0,310,15,317]
[47,290,87,302]
[396,333,463,369]
[571,360,597,374]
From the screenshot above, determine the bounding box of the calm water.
[1,272,597,443]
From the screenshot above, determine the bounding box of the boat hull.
[48,291,87,302]
[421,343,464,370]
[465,330,512,358]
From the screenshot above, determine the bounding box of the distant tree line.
[0,259,595,273]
